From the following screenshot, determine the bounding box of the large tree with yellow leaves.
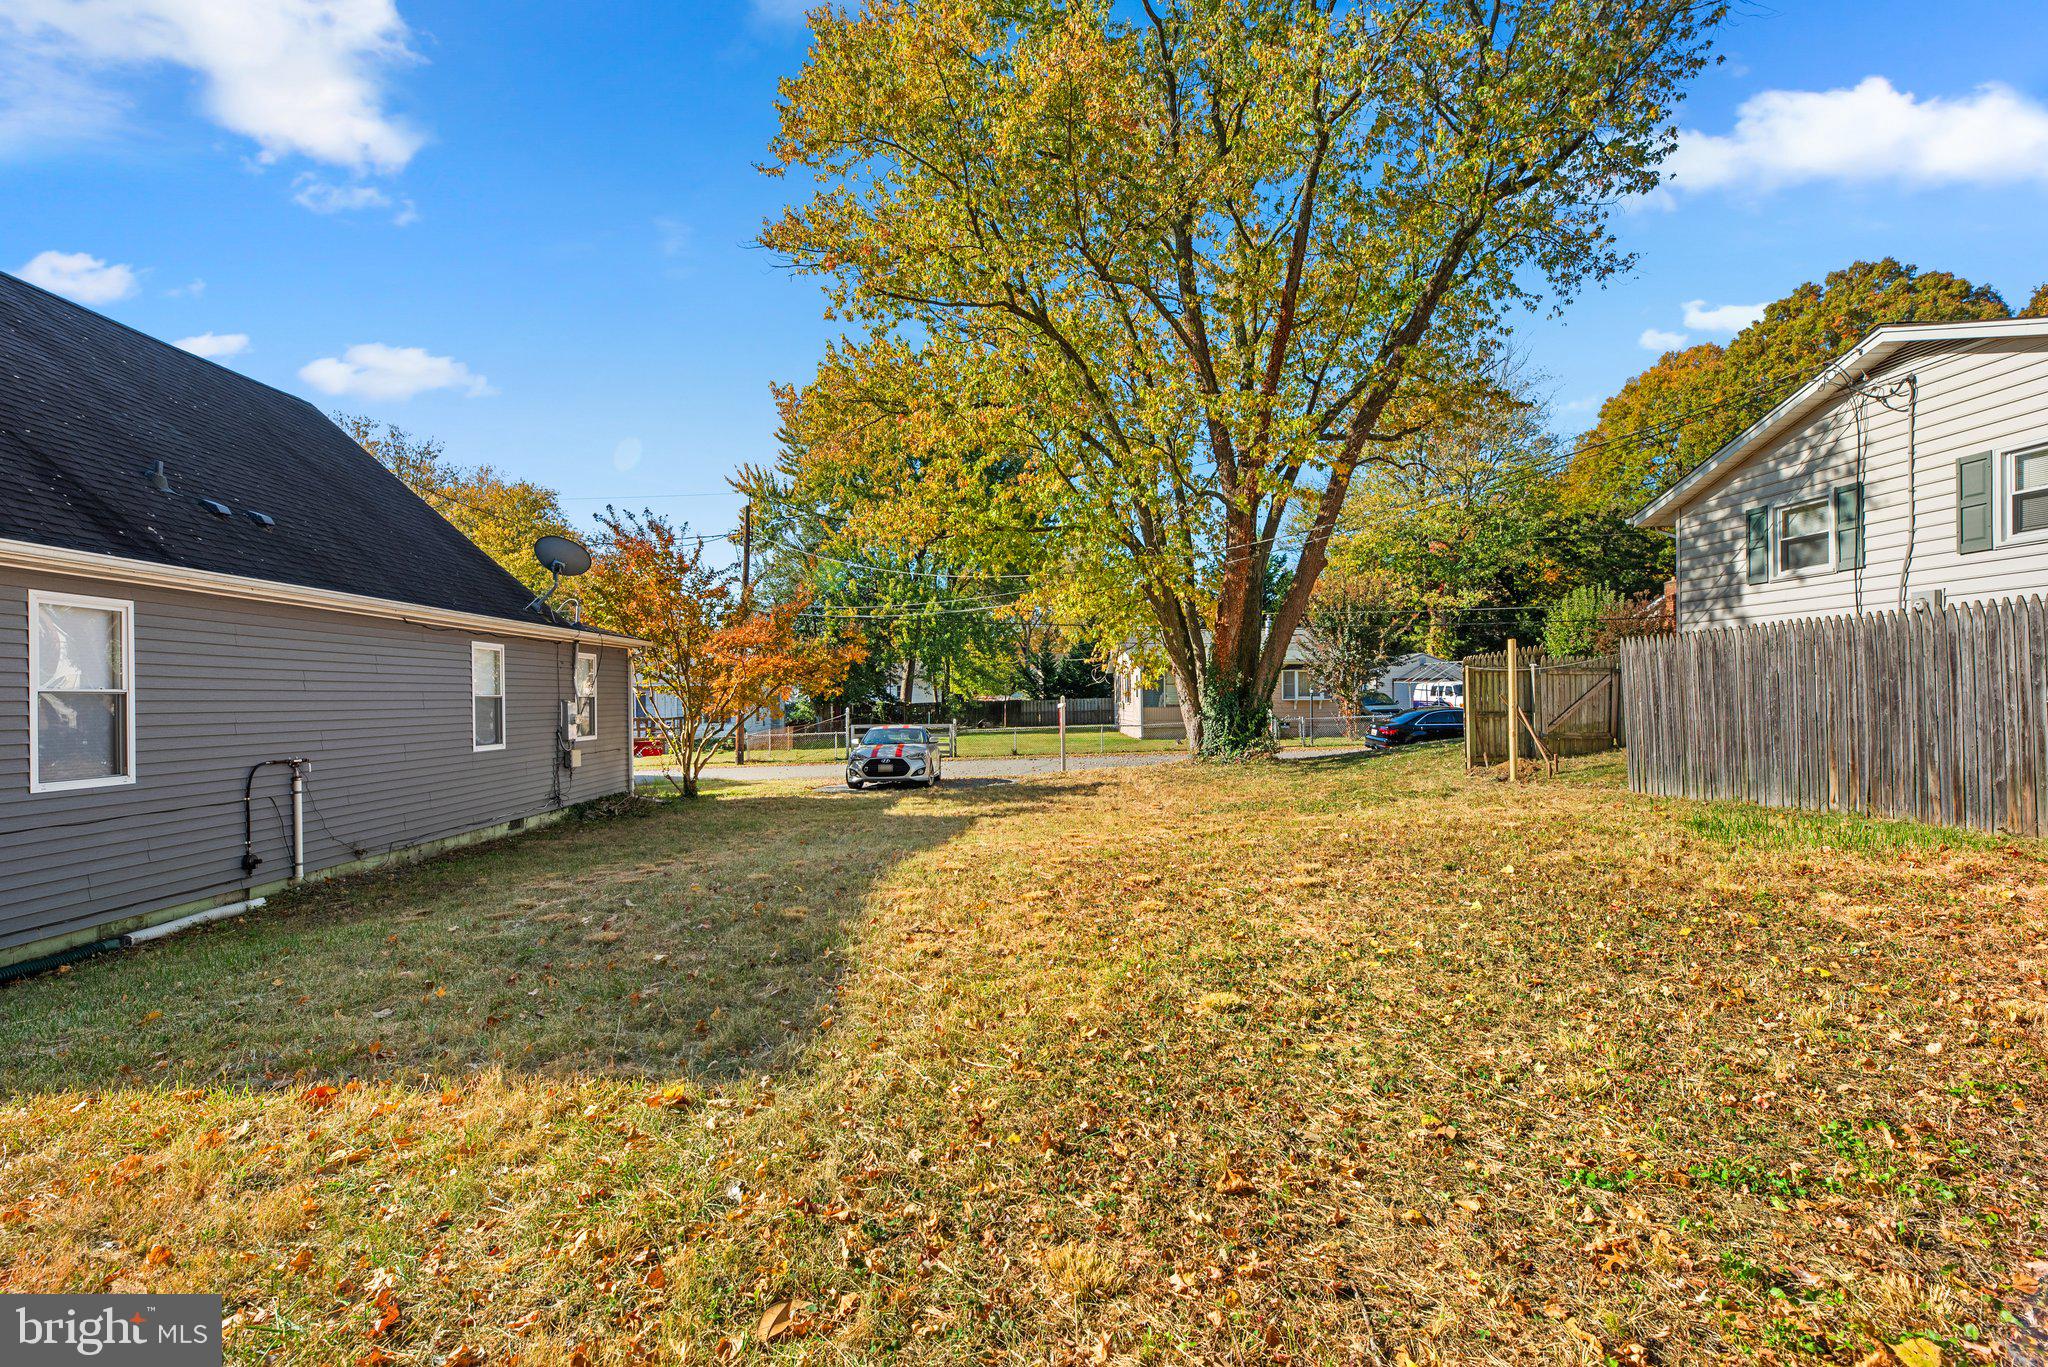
[762,0,1723,751]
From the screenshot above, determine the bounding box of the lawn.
[2,749,2044,1364]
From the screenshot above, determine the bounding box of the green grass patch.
[1678,802,2007,855]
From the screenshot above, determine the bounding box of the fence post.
[1506,638,1520,783]
[1059,696,1068,773]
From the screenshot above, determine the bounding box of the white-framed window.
[472,642,506,751]
[1280,667,1331,701]
[1142,678,1179,709]
[572,650,598,740]
[1774,497,1833,575]
[28,590,136,793]
[2006,446,2048,542]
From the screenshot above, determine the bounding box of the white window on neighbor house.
[573,650,598,740]
[1142,677,1180,709]
[1280,667,1331,702]
[1774,498,1833,575]
[2008,446,2048,541]
[29,591,136,793]
[472,642,506,751]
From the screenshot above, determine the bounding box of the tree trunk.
[651,713,695,800]
[1200,662,1275,757]
[1171,666,1203,753]
[900,656,918,710]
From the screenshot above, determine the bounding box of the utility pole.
[735,502,753,767]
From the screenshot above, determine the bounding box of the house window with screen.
[472,643,506,750]
[1141,678,1180,709]
[29,591,135,792]
[2012,448,2048,538]
[1775,499,1831,574]
[573,651,598,739]
[1280,667,1330,701]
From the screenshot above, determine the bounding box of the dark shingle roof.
[1383,652,1460,683]
[0,269,560,628]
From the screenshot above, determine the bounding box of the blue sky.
[4,0,2047,557]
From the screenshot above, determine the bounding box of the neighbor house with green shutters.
[1632,318,2048,630]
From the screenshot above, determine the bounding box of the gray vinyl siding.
[1674,336,2048,630]
[1,568,632,959]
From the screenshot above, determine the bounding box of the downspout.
[1897,375,1919,610]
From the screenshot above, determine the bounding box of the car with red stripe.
[846,726,943,789]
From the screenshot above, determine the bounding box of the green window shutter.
[1833,483,1864,570]
[1957,454,1993,554]
[1745,506,1770,584]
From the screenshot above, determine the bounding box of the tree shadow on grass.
[0,781,1061,1093]
[1274,745,1395,770]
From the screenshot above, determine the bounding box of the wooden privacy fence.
[1463,649,1622,769]
[1622,596,2048,837]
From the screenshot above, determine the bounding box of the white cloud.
[174,330,248,359]
[1667,76,2048,194]
[292,175,391,213]
[292,175,416,224]
[0,0,424,173]
[165,276,204,297]
[298,343,494,401]
[0,39,126,155]
[612,437,643,472]
[1682,299,1765,334]
[16,249,138,303]
[1639,327,1690,353]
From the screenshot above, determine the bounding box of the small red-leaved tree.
[587,509,861,797]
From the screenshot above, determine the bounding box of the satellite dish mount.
[527,534,593,622]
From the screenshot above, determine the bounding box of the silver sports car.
[846,725,942,789]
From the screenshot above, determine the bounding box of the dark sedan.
[1364,708,1464,748]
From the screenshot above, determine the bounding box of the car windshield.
[863,727,928,746]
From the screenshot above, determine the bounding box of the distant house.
[1111,638,1457,738]
[1,270,642,971]
[1379,651,1462,708]
[1633,318,2048,629]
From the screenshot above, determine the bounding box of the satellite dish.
[526,535,593,622]
[534,535,592,578]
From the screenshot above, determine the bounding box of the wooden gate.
[1462,649,1622,768]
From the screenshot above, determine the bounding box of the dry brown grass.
[2,750,2045,1364]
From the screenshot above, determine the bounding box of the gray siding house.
[1,271,640,970]
[1634,318,2048,629]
